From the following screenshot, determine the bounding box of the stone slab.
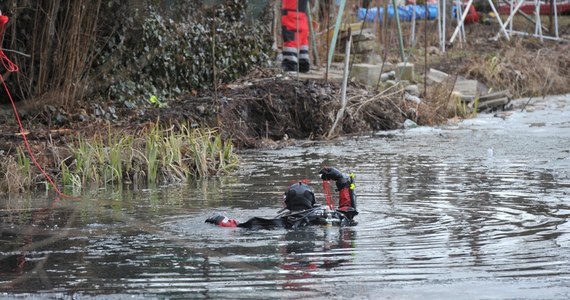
[427,68,449,84]
[453,79,479,102]
[350,63,383,88]
[396,62,414,81]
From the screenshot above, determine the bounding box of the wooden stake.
[327,28,352,139]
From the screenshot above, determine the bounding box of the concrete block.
[396,62,414,81]
[351,29,376,42]
[427,68,449,84]
[364,53,383,64]
[353,39,376,53]
[453,79,479,102]
[350,63,382,88]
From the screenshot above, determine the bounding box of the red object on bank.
[464,5,480,24]
[498,0,570,15]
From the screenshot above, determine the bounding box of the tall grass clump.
[60,124,238,189]
[463,39,570,97]
[0,148,33,193]
[184,126,236,178]
[145,125,162,184]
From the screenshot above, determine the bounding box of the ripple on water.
[3,101,570,299]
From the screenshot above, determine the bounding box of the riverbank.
[1,28,569,193]
[2,87,569,299]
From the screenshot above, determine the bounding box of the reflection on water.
[2,105,570,298]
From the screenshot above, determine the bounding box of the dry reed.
[8,0,103,106]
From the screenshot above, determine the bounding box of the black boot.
[282,59,298,72]
[299,60,310,73]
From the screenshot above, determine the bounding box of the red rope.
[0,15,72,198]
[321,180,334,210]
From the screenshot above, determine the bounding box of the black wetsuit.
[234,207,353,230]
[206,170,358,229]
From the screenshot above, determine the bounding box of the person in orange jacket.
[281,0,311,73]
[205,167,358,229]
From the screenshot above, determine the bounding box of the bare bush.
[462,39,570,97]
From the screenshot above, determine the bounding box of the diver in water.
[205,167,358,229]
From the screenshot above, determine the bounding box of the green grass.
[57,123,238,189]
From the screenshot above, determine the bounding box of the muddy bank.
[1,33,570,192]
[146,69,409,148]
[0,69,398,153]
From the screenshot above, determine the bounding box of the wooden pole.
[495,0,530,40]
[498,0,549,37]
[487,0,511,39]
[391,0,405,61]
[549,0,554,34]
[326,0,347,78]
[534,0,539,36]
[307,1,320,66]
[554,0,559,38]
[449,0,475,44]
[327,28,352,139]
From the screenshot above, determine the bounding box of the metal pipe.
[449,0,475,44]
[326,0,347,77]
[307,1,320,66]
[391,0,405,61]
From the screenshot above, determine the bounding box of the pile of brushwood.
[141,67,460,149]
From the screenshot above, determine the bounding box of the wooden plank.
[427,68,449,83]
[453,79,479,102]
[479,90,511,101]
[478,97,509,110]
[326,0,347,79]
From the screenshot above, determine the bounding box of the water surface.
[1,95,570,299]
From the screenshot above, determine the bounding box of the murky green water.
[2,95,570,299]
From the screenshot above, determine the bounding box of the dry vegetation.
[461,39,569,96]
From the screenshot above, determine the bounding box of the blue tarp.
[357,5,439,22]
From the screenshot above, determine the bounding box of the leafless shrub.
[462,39,570,97]
[7,0,103,106]
[0,155,30,193]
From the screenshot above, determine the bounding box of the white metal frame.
[446,0,564,47]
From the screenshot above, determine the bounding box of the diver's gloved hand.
[319,167,343,181]
[319,167,349,190]
[205,213,239,227]
[205,213,227,225]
